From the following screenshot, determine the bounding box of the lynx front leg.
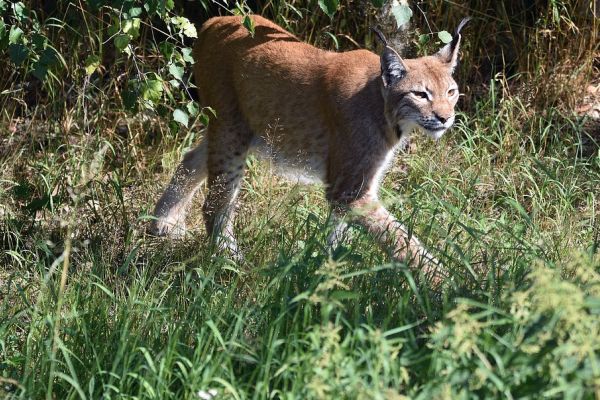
[341,196,444,284]
[150,140,208,237]
[327,211,350,249]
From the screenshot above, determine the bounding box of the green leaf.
[199,112,209,126]
[242,15,255,37]
[391,0,412,27]
[12,2,27,22]
[438,30,453,44]
[128,6,142,17]
[371,0,384,7]
[318,0,339,18]
[173,109,189,127]
[85,55,101,76]
[159,41,175,60]
[122,18,141,39]
[199,107,216,126]
[114,34,130,52]
[8,43,28,65]
[141,78,163,103]
[186,101,199,117]
[168,63,184,80]
[144,0,172,15]
[108,20,119,36]
[39,48,58,66]
[183,23,197,38]
[171,16,197,38]
[181,48,194,63]
[9,26,23,44]
[419,34,430,45]
[32,61,48,81]
[32,33,47,50]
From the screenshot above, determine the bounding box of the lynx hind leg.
[202,125,252,259]
[150,140,208,237]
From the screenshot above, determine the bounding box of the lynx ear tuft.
[371,26,389,47]
[436,17,471,72]
[372,27,407,87]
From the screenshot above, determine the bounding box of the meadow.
[1,1,599,398]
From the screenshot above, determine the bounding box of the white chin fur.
[425,129,446,140]
[414,124,446,140]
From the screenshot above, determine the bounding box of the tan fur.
[150,15,467,283]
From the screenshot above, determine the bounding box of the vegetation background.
[0,0,599,398]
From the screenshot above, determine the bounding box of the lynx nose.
[433,113,448,124]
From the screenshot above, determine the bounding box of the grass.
[1,1,600,398]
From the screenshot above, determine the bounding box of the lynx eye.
[412,91,429,100]
[447,88,457,97]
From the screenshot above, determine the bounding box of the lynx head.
[374,18,469,140]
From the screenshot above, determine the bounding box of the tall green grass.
[1,0,599,398]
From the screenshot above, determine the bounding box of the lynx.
[150,15,469,282]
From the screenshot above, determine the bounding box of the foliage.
[425,253,600,398]
[0,0,206,129]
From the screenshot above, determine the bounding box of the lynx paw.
[148,217,187,239]
[212,235,244,263]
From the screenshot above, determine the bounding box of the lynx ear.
[436,17,470,72]
[372,27,407,87]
